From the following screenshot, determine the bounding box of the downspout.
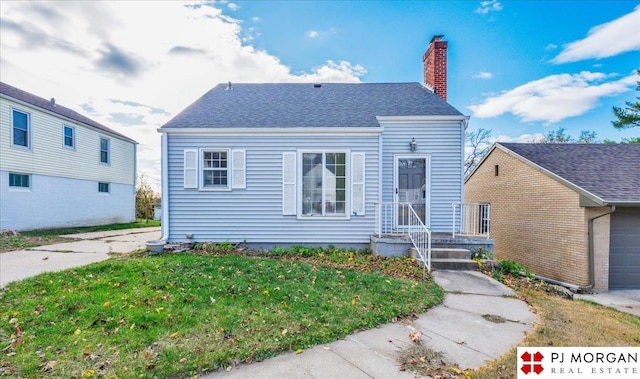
[160,132,169,241]
[532,205,616,293]
[582,205,616,292]
[133,142,138,222]
[378,132,383,208]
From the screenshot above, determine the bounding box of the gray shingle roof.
[161,82,463,129]
[0,82,136,143]
[499,143,640,204]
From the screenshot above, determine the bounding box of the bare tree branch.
[465,128,492,176]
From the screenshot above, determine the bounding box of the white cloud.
[468,71,637,123]
[227,3,238,11]
[251,16,260,23]
[475,0,503,15]
[305,28,337,39]
[0,1,365,192]
[552,5,640,63]
[492,133,545,144]
[473,71,493,79]
[544,43,558,51]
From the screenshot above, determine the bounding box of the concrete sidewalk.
[0,227,160,287]
[205,270,536,378]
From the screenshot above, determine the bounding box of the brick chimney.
[423,34,448,101]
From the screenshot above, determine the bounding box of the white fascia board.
[494,143,607,207]
[157,126,383,136]
[376,115,470,124]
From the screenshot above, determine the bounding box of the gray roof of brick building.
[498,143,640,204]
[0,81,136,143]
[161,82,463,129]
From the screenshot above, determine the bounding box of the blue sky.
[1,1,639,190]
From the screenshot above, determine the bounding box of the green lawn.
[0,219,160,253]
[0,250,442,377]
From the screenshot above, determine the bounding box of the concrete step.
[430,248,471,259]
[430,258,479,271]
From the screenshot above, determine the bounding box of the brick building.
[465,143,640,291]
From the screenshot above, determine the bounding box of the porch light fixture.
[410,138,417,152]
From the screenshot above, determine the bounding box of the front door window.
[397,157,427,225]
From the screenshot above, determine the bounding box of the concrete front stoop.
[431,248,479,271]
[371,234,493,271]
[413,247,480,271]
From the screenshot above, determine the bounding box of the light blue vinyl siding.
[380,121,464,232]
[166,134,380,245]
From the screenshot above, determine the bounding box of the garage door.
[609,208,640,289]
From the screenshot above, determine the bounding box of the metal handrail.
[452,202,491,239]
[374,202,432,276]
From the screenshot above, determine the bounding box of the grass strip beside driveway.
[0,252,442,377]
[0,219,160,253]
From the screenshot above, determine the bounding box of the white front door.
[394,155,430,227]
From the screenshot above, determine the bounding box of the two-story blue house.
[0,82,137,231]
[159,36,469,250]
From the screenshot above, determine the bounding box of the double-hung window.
[9,173,30,188]
[302,152,346,216]
[202,150,229,189]
[183,148,245,190]
[283,151,365,218]
[100,137,110,164]
[12,109,30,148]
[64,125,75,148]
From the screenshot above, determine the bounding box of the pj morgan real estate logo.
[517,347,639,378]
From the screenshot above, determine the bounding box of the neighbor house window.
[12,109,30,148]
[302,152,346,216]
[202,150,229,188]
[64,125,75,148]
[98,182,110,193]
[9,173,30,188]
[100,137,110,164]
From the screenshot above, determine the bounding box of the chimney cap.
[50,97,56,106]
[430,34,445,43]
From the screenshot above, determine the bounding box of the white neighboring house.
[0,82,137,231]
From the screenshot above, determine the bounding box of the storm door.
[394,156,430,228]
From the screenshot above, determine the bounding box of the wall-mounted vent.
[314,83,322,88]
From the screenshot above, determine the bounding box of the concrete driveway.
[0,227,160,288]
[576,289,640,317]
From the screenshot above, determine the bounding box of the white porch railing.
[452,202,491,239]
[374,202,432,275]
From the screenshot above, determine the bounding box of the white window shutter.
[232,149,246,189]
[351,152,365,216]
[282,152,297,215]
[183,149,198,189]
